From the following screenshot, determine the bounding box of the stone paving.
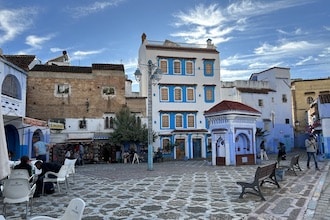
[1,150,329,220]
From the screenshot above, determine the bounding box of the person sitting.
[14,155,33,177]
[65,149,72,159]
[153,148,163,162]
[33,160,61,197]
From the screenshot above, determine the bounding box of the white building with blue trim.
[0,53,50,161]
[220,67,294,154]
[136,33,220,160]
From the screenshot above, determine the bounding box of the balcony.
[1,95,24,117]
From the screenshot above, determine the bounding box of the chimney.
[141,33,146,44]
[206,39,215,49]
[62,51,69,61]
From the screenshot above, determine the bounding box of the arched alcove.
[2,74,21,99]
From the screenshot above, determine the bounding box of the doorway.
[193,138,202,159]
[175,139,185,160]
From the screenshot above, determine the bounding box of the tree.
[255,128,269,137]
[110,106,149,147]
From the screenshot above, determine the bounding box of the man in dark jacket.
[14,155,33,177]
[34,160,61,197]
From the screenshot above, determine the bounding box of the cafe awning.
[67,133,94,143]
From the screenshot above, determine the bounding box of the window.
[109,117,114,128]
[160,59,168,74]
[102,87,115,96]
[105,117,109,129]
[56,84,70,95]
[204,86,214,102]
[282,94,287,103]
[285,118,290,124]
[2,75,21,99]
[186,61,193,75]
[175,114,183,128]
[173,60,181,74]
[307,96,314,104]
[174,87,182,102]
[204,60,214,76]
[258,99,263,107]
[79,119,87,129]
[186,87,195,102]
[160,87,169,101]
[187,114,195,128]
[162,138,171,153]
[104,115,115,129]
[161,114,169,128]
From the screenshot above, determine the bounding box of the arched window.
[105,117,109,129]
[2,74,21,99]
[109,117,114,128]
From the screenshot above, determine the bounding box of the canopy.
[0,107,10,180]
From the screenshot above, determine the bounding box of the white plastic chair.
[9,169,30,179]
[64,158,77,184]
[42,165,70,195]
[29,198,86,220]
[2,178,36,217]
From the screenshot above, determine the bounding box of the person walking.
[305,134,320,170]
[260,140,269,161]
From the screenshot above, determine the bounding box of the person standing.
[260,140,269,161]
[277,142,286,163]
[78,143,84,166]
[33,136,51,162]
[305,134,320,170]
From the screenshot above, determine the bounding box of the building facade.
[220,67,294,153]
[1,53,49,161]
[27,59,142,163]
[136,33,220,160]
[308,94,330,158]
[291,78,330,148]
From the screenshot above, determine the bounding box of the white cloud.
[173,4,225,28]
[0,8,37,44]
[70,0,125,18]
[50,47,64,53]
[254,40,319,56]
[73,50,103,56]
[171,0,310,46]
[26,35,54,49]
[295,56,313,66]
[70,49,104,62]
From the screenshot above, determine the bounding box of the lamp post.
[134,60,162,171]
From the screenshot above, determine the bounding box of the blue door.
[193,138,202,158]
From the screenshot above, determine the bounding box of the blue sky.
[0,0,329,90]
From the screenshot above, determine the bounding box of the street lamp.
[134,60,162,171]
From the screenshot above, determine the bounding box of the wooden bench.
[281,154,302,176]
[236,162,280,201]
